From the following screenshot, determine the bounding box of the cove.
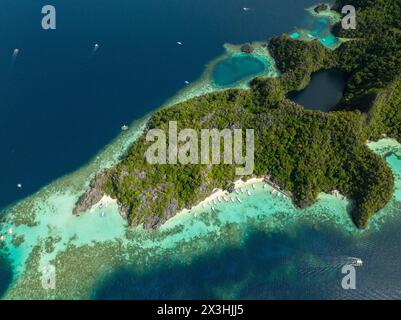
[212,55,267,87]
[287,69,346,111]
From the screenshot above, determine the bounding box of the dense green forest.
[75,0,400,229]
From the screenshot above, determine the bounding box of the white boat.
[194,212,197,217]
[17,183,22,188]
[263,184,267,188]
[240,188,244,193]
[211,206,216,212]
[243,7,252,11]
[13,48,20,57]
[355,258,363,266]
[177,41,183,45]
[235,189,239,194]
[247,190,252,196]
[252,184,256,190]
[231,198,235,203]
[237,197,242,203]
[218,197,222,203]
[121,125,129,131]
[0,236,4,241]
[8,228,13,234]
[101,212,105,217]
[184,81,190,84]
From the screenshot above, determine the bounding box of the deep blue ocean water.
[94,214,401,300]
[6,0,389,300]
[0,0,326,296]
[0,0,320,211]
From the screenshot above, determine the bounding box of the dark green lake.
[288,69,346,111]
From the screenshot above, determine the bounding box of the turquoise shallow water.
[1,4,395,300]
[94,141,401,300]
[212,55,267,87]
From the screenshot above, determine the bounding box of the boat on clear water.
[247,190,252,196]
[252,184,256,190]
[240,188,244,193]
[237,197,242,203]
[17,183,22,188]
[177,41,183,45]
[121,125,129,131]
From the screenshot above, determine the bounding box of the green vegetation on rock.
[75,0,400,229]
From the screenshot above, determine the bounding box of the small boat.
[247,190,252,196]
[177,41,183,45]
[235,189,239,194]
[101,212,105,217]
[0,235,4,241]
[237,197,242,203]
[243,7,252,11]
[121,125,129,131]
[211,206,216,212]
[263,184,267,188]
[355,258,363,267]
[240,188,244,193]
[218,197,222,203]
[252,184,256,190]
[272,190,277,194]
[8,228,13,234]
[184,81,190,84]
[194,212,197,217]
[17,183,22,188]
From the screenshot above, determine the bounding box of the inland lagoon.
[287,69,346,111]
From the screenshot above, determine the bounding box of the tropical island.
[74,0,401,230]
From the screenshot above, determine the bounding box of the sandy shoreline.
[91,195,117,212]
[191,177,264,210]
